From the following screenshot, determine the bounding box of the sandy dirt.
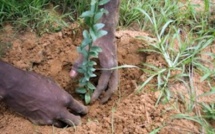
[0,21,214,134]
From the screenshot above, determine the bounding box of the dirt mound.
[0,25,213,134]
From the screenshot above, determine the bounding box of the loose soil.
[0,23,214,134]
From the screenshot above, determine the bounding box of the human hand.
[0,61,87,127]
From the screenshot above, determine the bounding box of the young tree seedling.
[76,0,110,104]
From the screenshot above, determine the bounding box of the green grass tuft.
[0,0,90,34]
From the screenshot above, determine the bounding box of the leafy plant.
[75,0,109,104]
[134,1,215,133]
[0,0,72,33]
[50,0,90,17]
[0,0,89,34]
[202,103,215,120]
[136,3,214,104]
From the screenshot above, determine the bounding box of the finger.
[0,95,3,101]
[69,70,78,78]
[27,115,53,126]
[0,87,6,101]
[67,97,88,115]
[70,54,84,78]
[53,120,67,128]
[100,69,118,103]
[91,70,112,103]
[59,110,81,126]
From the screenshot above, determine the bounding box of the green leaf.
[76,88,87,94]
[77,47,88,57]
[91,46,102,53]
[96,30,108,38]
[87,82,96,90]
[85,93,91,104]
[98,0,110,5]
[94,12,103,22]
[100,8,109,15]
[93,23,105,31]
[201,72,211,81]
[90,0,96,13]
[81,11,94,18]
[83,30,90,39]
[149,127,161,134]
[87,70,97,78]
[80,77,89,84]
[90,73,97,78]
[90,67,96,72]
[82,32,92,47]
[88,61,97,66]
[82,61,88,66]
[81,38,91,48]
[89,51,99,58]
[90,0,96,5]
[89,28,97,41]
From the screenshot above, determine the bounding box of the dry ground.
[0,21,214,134]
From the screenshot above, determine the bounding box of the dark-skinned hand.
[0,61,87,127]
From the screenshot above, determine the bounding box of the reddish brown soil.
[0,23,214,134]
